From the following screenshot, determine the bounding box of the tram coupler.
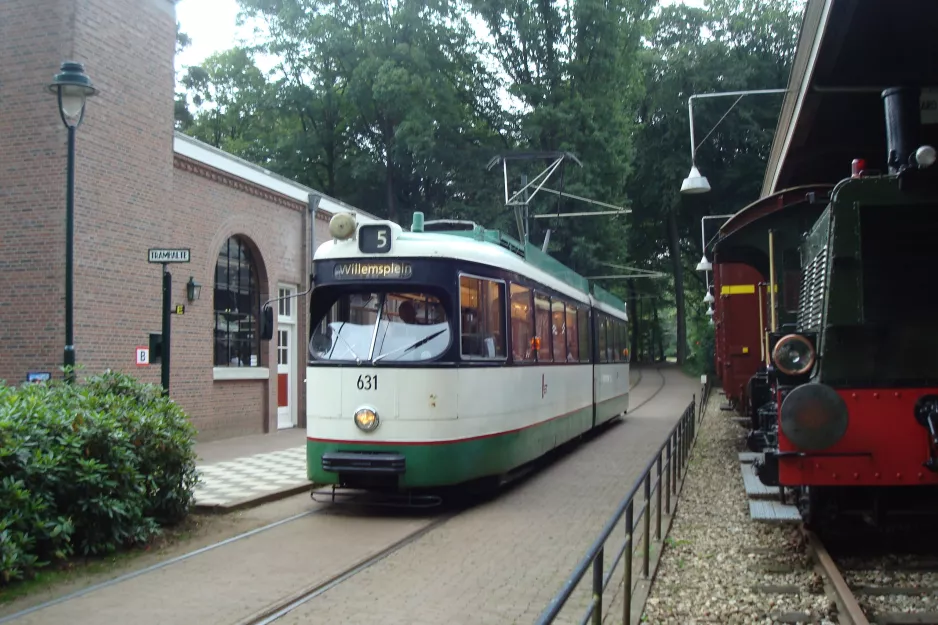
[310,485,443,508]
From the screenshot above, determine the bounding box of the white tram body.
[305,214,630,490]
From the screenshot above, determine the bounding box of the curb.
[193,482,313,514]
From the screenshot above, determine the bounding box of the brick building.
[0,0,375,440]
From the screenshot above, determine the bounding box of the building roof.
[761,0,938,196]
[173,132,380,221]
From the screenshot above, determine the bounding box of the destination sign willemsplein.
[333,261,413,280]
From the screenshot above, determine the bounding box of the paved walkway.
[193,428,308,511]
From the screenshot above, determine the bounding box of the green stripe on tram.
[308,405,596,488]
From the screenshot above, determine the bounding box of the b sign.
[136,346,150,366]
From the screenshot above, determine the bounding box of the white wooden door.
[277,285,297,429]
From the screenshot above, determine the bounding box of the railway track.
[235,512,456,625]
[0,509,323,625]
[808,528,938,625]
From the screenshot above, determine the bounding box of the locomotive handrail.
[535,376,710,625]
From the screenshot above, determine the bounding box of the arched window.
[214,236,261,367]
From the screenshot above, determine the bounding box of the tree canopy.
[175,0,805,365]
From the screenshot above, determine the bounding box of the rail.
[536,375,711,625]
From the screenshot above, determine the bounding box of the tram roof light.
[695,254,712,272]
[329,213,357,240]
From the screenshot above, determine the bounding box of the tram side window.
[534,292,553,362]
[578,306,591,362]
[606,317,619,362]
[510,284,535,362]
[618,321,626,362]
[598,316,608,363]
[551,298,567,362]
[459,276,506,359]
[566,305,579,362]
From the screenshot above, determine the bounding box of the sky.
[174,0,708,75]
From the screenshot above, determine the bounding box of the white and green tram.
[305,212,630,495]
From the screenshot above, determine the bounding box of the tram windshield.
[309,291,451,363]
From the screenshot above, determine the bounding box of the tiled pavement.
[193,445,309,510]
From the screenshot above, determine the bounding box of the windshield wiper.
[332,322,364,364]
[372,328,448,363]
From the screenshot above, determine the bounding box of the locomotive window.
[308,290,451,363]
[459,276,506,360]
[566,306,579,362]
[510,284,535,362]
[534,292,553,362]
[578,306,591,362]
[551,299,567,362]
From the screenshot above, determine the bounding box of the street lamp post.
[49,62,97,383]
[680,88,788,195]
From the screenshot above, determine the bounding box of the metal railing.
[535,378,711,625]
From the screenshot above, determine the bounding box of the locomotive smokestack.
[882,86,921,174]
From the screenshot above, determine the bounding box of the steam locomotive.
[710,85,938,526]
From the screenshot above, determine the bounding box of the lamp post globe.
[49,61,97,128]
[49,61,96,383]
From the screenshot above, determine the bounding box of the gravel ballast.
[641,392,837,624]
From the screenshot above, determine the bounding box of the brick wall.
[69,0,177,387]
[0,0,73,384]
[0,0,351,440]
[171,158,307,440]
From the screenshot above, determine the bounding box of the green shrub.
[0,371,198,585]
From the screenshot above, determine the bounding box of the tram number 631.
[357,374,378,390]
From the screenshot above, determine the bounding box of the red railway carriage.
[712,262,765,411]
[709,185,832,420]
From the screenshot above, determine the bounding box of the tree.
[625,0,803,364]
[237,0,506,222]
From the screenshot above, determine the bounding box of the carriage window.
[534,292,553,362]
[578,306,591,362]
[459,276,506,359]
[309,291,450,363]
[566,306,579,362]
[510,284,535,362]
[551,299,567,362]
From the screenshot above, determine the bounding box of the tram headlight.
[354,407,379,432]
[771,334,816,376]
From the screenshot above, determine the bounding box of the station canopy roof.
[762,0,938,196]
